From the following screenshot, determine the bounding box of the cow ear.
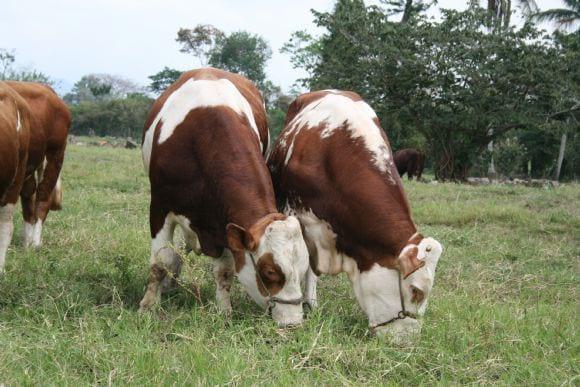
[226,223,257,251]
[397,245,425,279]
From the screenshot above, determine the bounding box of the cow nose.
[410,285,425,304]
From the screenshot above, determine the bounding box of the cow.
[394,148,425,181]
[0,81,31,273]
[5,81,70,248]
[139,68,309,327]
[268,90,443,344]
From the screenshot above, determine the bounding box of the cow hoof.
[138,294,158,313]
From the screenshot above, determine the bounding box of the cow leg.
[0,204,15,274]
[139,213,179,312]
[212,250,235,316]
[20,175,37,248]
[304,267,319,309]
[32,146,66,248]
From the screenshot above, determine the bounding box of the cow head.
[227,214,310,327]
[346,236,443,345]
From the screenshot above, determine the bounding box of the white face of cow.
[345,237,443,345]
[234,216,310,327]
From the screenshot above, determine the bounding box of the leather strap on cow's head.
[370,270,417,333]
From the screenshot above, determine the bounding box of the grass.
[0,143,578,385]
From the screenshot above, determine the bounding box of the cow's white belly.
[291,209,346,276]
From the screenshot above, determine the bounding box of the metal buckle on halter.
[248,253,304,313]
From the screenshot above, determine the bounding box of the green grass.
[0,144,578,385]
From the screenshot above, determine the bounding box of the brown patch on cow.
[394,148,425,181]
[397,245,425,279]
[268,90,420,275]
[255,252,285,296]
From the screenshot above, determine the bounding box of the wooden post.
[554,132,567,181]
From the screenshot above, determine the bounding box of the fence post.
[554,132,567,181]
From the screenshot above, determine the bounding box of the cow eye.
[262,269,278,281]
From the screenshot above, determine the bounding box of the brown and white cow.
[5,81,70,249]
[395,148,425,181]
[268,90,443,343]
[0,81,31,272]
[139,68,309,326]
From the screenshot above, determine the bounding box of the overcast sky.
[0,0,565,94]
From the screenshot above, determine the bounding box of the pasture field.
[0,143,578,385]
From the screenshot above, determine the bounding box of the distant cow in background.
[5,81,70,249]
[394,148,425,180]
[0,81,31,272]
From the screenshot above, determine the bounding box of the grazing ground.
[0,143,578,385]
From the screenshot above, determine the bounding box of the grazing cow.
[5,81,70,248]
[268,90,443,343]
[394,148,425,181]
[139,68,309,326]
[0,82,31,272]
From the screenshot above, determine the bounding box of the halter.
[248,252,304,312]
[369,232,424,333]
[369,270,417,333]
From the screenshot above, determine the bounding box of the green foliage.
[0,145,577,384]
[69,93,153,137]
[532,0,580,29]
[148,67,183,94]
[284,2,578,180]
[0,48,53,85]
[176,24,225,64]
[208,31,272,89]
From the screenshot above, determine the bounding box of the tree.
[208,31,272,89]
[0,48,53,85]
[382,0,437,22]
[148,67,183,94]
[175,25,273,89]
[176,24,224,65]
[284,3,575,180]
[64,74,145,104]
[532,0,580,30]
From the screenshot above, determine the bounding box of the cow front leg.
[139,214,178,312]
[213,250,235,316]
[0,204,15,274]
[304,267,319,309]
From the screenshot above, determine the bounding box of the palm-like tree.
[531,0,580,29]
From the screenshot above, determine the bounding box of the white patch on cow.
[22,222,35,249]
[16,110,21,132]
[281,94,394,180]
[142,78,261,171]
[32,220,43,248]
[150,213,179,271]
[0,204,15,273]
[294,209,342,275]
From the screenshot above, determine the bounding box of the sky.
[0,0,566,95]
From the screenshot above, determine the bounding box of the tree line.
[1,0,578,180]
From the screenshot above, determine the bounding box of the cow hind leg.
[0,204,15,274]
[304,267,319,310]
[139,214,180,312]
[20,175,37,248]
[213,250,235,316]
